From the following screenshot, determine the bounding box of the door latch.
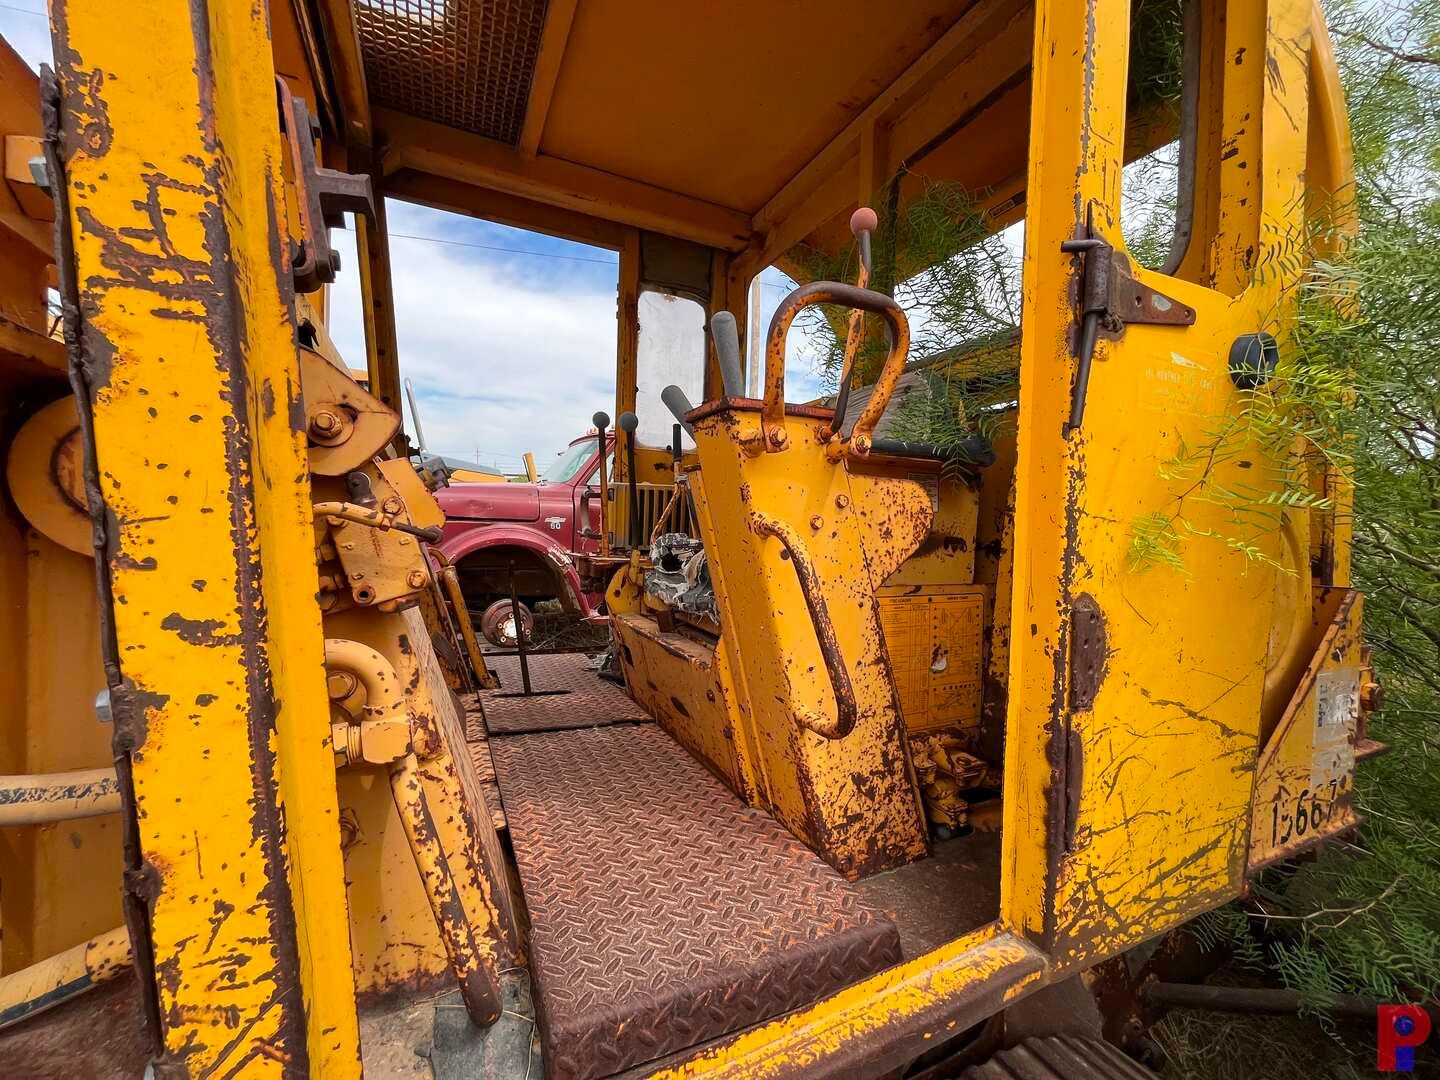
[1060,214,1196,433]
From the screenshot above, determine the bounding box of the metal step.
[962,1035,1158,1079]
[491,723,903,1080]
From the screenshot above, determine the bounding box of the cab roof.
[291,0,1082,270]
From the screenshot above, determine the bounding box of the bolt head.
[835,493,850,510]
[406,570,426,588]
[1361,681,1385,711]
[810,514,824,530]
[311,410,340,434]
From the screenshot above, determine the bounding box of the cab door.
[1002,0,1322,969]
[572,442,613,555]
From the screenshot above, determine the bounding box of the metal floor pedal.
[480,653,650,734]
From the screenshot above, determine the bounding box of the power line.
[0,4,45,17]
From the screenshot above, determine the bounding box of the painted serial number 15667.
[1269,775,1351,848]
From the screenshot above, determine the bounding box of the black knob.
[1229,332,1279,389]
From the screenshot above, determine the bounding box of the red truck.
[434,432,613,645]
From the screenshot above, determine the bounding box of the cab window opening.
[1122,0,1200,275]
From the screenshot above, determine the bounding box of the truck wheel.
[480,599,533,647]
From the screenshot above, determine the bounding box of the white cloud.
[0,0,840,472]
[0,7,51,72]
[329,213,617,472]
[329,211,834,473]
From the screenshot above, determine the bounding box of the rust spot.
[1064,728,1085,850]
[110,681,168,753]
[204,898,235,952]
[113,551,158,571]
[160,612,241,647]
[1068,593,1108,712]
[287,382,306,434]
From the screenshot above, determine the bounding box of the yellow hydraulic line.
[0,927,131,1031]
[323,639,502,1027]
[0,767,120,826]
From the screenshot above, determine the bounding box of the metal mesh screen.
[354,0,548,144]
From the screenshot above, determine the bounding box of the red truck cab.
[435,432,613,642]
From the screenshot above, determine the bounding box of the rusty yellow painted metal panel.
[875,472,980,588]
[688,408,930,878]
[1004,0,1332,972]
[652,923,1046,1079]
[613,613,755,799]
[877,587,987,735]
[1249,590,1364,868]
[51,0,360,1070]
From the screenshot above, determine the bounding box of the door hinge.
[1059,213,1196,433]
[276,77,375,293]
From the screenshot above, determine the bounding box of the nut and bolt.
[810,514,824,530]
[381,497,404,515]
[406,570,427,589]
[835,493,850,510]
[310,410,341,436]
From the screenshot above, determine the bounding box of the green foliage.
[883,337,1021,473]
[1124,326,1349,575]
[788,174,1023,393]
[1127,0,1186,112]
[1178,0,1440,1034]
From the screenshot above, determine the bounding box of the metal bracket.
[276,78,374,293]
[1060,219,1196,432]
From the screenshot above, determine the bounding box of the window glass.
[635,290,705,449]
[542,440,596,483]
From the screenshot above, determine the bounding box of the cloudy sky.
[1,6,825,474]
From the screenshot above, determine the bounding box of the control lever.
[591,411,611,555]
[710,311,744,397]
[829,206,878,435]
[617,412,641,548]
[313,500,443,543]
[660,385,696,436]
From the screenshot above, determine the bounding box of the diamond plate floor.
[491,724,903,1080]
[479,653,651,734]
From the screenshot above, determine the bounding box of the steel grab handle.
[750,511,858,739]
[761,281,909,454]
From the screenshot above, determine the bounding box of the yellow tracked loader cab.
[0,1,1378,1076]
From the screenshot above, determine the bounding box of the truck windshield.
[541,440,595,483]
